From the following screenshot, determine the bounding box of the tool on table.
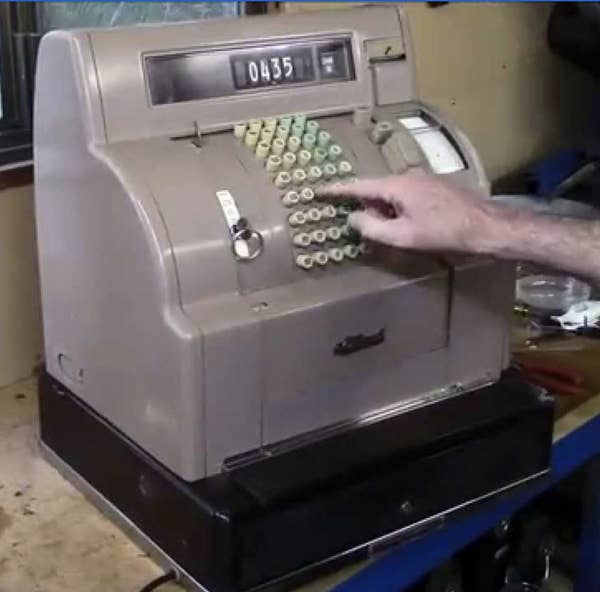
[514,358,585,397]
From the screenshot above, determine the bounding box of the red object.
[516,360,585,397]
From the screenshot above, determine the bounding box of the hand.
[317,170,490,253]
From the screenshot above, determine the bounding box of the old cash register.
[34,6,553,592]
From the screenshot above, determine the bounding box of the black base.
[39,370,554,592]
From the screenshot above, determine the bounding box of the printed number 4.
[260,59,270,82]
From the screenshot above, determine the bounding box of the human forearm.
[473,202,600,283]
[319,173,600,284]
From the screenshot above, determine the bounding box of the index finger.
[315,178,393,203]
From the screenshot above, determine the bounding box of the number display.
[231,45,317,90]
[247,56,295,85]
[146,39,355,105]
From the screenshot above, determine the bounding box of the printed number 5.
[282,56,293,79]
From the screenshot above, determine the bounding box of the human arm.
[317,171,600,283]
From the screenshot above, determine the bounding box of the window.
[36,2,240,32]
[0,3,38,168]
[0,2,263,168]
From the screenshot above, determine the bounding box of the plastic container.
[516,274,591,313]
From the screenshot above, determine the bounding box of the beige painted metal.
[34,5,513,482]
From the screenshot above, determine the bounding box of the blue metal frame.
[333,412,600,592]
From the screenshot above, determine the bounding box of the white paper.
[411,129,465,174]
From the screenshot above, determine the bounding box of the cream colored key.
[298,150,312,167]
[317,130,331,148]
[343,244,360,259]
[245,131,259,148]
[266,155,282,173]
[276,125,290,140]
[282,152,297,170]
[300,187,315,203]
[291,123,305,138]
[287,136,301,153]
[302,133,317,150]
[280,116,293,128]
[326,226,342,241]
[288,210,307,226]
[337,160,353,176]
[306,208,322,223]
[293,114,307,127]
[248,119,262,134]
[292,169,307,185]
[261,129,274,143]
[310,229,327,244]
[275,171,292,189]
[323,163,337,178]
[328,247,344,262]
[307,166,323,182]
[271,138,286,156]
[295,253,314,270]
[328,144,343,161]
[255,141,270,160]
[233,122,247,139]
[264,117,278,131]
[313,147,327,164]
[306,120,320,135]
[321,205,337,220]
[292,232,312,247]
[248,119,262,133]
[314,251,329,266]
[282,191,300,207]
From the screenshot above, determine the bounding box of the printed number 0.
[248,61,259,84]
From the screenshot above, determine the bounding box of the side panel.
[34,33,206,480]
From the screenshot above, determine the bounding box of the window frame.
[0,3,37,169]
[0,2,267,170]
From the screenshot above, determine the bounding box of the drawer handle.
[334,328,385,356]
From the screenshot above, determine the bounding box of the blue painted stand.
[333,412,600,592]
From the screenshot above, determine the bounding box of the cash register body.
[35,6,552,591]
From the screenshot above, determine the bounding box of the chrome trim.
[224,374,495,470]
[39,442,208,592]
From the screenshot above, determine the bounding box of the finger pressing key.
[316,178,394,203]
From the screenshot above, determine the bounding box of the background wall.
[0,183,42,387]
[283,2,598,180]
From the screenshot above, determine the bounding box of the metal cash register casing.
[34,5,515,482]
[35,8,555,591]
